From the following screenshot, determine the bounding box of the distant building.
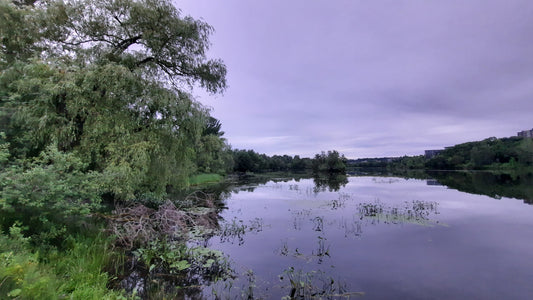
[426,179,443,186]
[517,128,533,138]
[424,150,443,159]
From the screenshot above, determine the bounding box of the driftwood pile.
[106,193,219,249]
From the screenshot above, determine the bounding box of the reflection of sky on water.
[204,176,533,299]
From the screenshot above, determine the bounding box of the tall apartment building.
[517,128,533,138]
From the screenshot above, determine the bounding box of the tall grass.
[0,225,127,299]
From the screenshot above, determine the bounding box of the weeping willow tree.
[0,0,227,199]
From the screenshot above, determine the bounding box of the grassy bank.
[188,173,224,186]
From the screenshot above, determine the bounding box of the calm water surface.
[199,176,533,299]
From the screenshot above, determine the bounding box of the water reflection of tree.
[312,174,349,192]
[427,171,533,204]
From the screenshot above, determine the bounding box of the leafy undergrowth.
[0,224,129,300]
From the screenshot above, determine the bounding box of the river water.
[194,173,533,299]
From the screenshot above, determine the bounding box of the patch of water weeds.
[219,217,266,245]
[323,193,351,210]
[278,267,365,300]
[131,241,235,299]
[357,199,441,226]
[276,236,331,264]
[208,267,275,299]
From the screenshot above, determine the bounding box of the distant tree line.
[423,137,533,170]
[385,156,426,170]
[230,149,311,172]
[346,157,401,169]
[230,149,347,173]
[351,137,533,171]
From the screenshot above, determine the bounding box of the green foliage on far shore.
[423,137,533,170]
[350,137,533,172]
[230,149,348,174]
[231,149,313,173]
[311,150,347,174]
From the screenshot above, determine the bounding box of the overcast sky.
[176,0,533,159]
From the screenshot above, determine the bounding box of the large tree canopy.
[45,0,226,91]
[0,0,227,199]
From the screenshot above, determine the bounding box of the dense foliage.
[1,0,228,200]
[195,117,234,175]
[0,0,229,297]
[348,137,533,172]
[311,150,347,174]
[231,149,313,173]
[386,156,426,170]
[230,149,348,174]
[424,137,533,170]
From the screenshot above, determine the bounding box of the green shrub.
[0,224,127,299]
[0,146,104,247]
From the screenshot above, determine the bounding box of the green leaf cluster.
[1,146,102,215]
[133,239,232,279]
[0,0,228,201]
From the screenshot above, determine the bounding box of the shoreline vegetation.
[0,0,235,297]
[188,173,224,186]
[348,136,533,173]
[0,0,531,299]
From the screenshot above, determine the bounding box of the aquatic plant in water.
[219,217,265,245]
[357,199,440,226]
[128,240,234,298]
[279,267,364,299]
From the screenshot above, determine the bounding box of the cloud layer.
[178,0,533,158]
